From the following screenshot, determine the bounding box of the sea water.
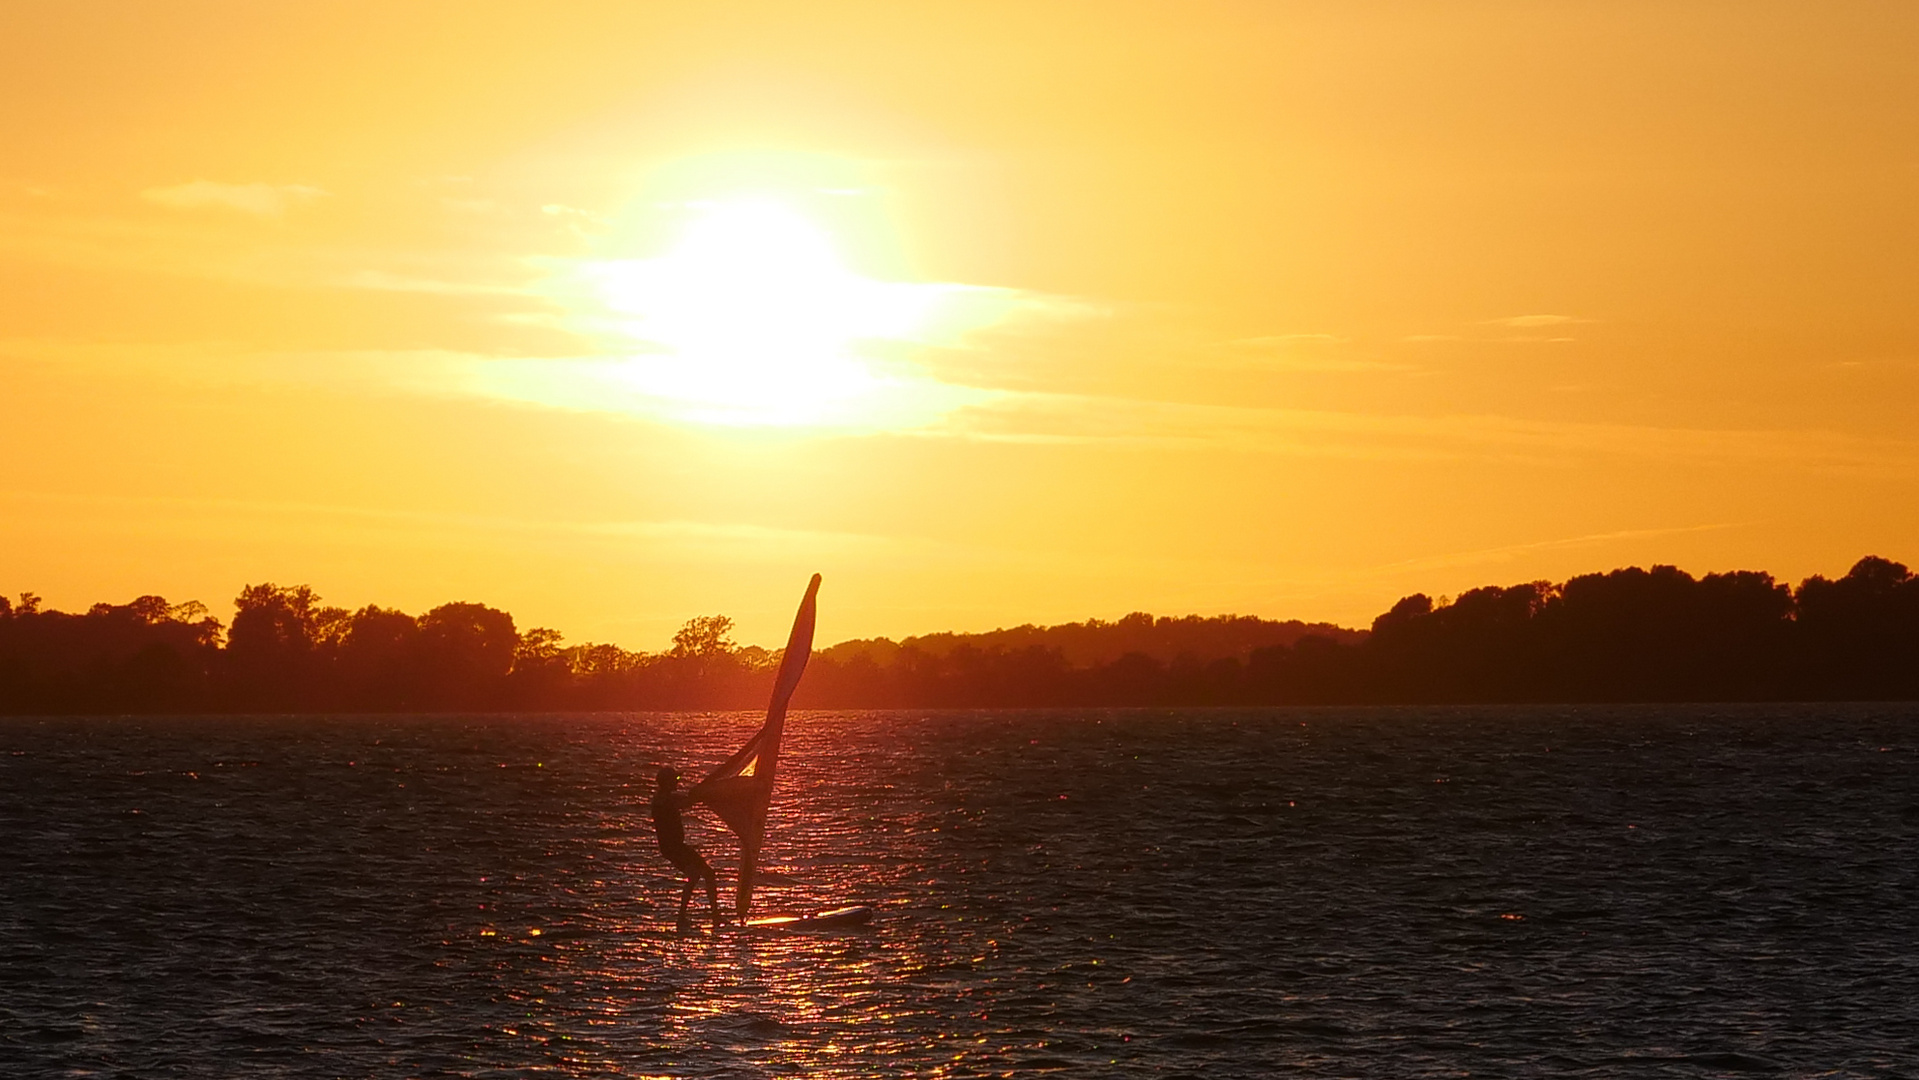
[3,706,1916,1077]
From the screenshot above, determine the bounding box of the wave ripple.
[2,705,1917,1077]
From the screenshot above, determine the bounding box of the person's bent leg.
[696,856,721,927]
[666,845,709,931]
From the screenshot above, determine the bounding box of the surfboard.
[742,905,875,932]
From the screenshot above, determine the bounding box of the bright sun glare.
[562,196,989,427]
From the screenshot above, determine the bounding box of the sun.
[566,195,976,427]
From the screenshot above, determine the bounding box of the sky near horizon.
[4,1,1917,649]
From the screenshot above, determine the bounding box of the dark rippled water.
[4,706,1918,1077]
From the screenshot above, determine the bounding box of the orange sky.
[4,1,1917,649]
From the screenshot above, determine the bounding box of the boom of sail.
[688,573,821,918]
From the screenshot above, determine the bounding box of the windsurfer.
[651,766,722,930]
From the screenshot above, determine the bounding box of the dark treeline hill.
[1,555,1915,713]
[819,614,1363,670]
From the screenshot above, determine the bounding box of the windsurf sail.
[688,573,821,918]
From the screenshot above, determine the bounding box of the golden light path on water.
[479,712,972,1078]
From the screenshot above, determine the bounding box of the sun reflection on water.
[455,712,957,1078]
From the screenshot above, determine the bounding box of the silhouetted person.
[651,766,721,930]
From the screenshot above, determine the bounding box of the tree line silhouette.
[1,555,1914,713]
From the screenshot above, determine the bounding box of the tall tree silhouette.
[226,584,326,710]
[332,605,422,708]
[1795,557,1919,699]
[412,602,518,709]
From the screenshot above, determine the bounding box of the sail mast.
[688,573,821,918]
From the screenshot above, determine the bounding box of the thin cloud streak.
[18,339,1916,477]
[1360,523,1753,579]
[1483,314,1590,327]
[141,181,329,217]
[930,390,1919,474]
[1208,334,1414,373]
[0,487,893,557]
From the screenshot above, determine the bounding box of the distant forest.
[1,556,1915,713]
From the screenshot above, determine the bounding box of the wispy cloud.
[0,486,896,561]
[539,203,601,220]
[925,389,1919,474]
[1401,316,1590,343]
[340,270,522,296]
[1231,333,1347,347]
[1210,334,1413,373]
[25,339,1918,477]
[141,180,328,217]
[441,198,501,215]
[1482,314,1589,328]
[1361,523,1751,578]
